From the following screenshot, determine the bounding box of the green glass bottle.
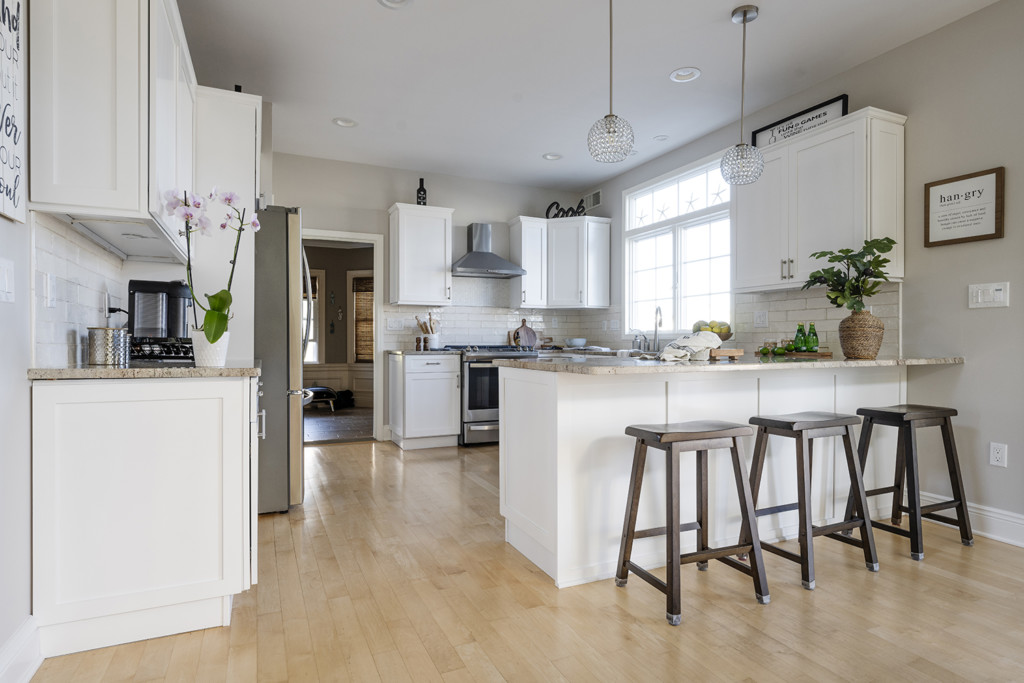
[794,323,807,353]
[807,322,819,353]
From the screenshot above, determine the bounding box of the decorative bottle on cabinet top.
[416,178,427,206]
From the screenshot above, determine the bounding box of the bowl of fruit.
[692,320,732,342]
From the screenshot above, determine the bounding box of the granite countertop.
[386,350,461,356]
[495,355,964,375]
[29,365,261,380]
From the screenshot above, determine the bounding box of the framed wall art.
[924,167,1004,247]
[750,94,848,148]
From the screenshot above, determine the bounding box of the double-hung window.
[624,158,732,335]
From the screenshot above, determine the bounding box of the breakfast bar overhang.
[495,356,964,588]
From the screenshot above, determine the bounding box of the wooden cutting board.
[709,348,744,361]
[513,319,538,347]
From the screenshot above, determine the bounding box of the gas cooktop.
[444,344,538,359]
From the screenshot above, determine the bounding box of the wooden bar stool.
[615,420,770,626]
[742,412,878,590]
[846,405,973,560]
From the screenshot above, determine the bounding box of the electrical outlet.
[104,292,111,320]
[609,319,620,330]
[550,317,558,328]
[990,442,1008,468]
[45,273,57,308]
[753,310,768,328]
[601,320,608,331]
[386,318,404,331]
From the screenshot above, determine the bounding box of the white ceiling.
[177,0,999,192]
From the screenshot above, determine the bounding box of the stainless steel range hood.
[451,223,526,278]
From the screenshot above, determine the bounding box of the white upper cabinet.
[546,216,610,308]
[389,203,454,306]
[509,216,547,308]
[731,107,905,292]
[30,0,197,263]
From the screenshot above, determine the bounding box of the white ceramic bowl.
[565,338,587,347]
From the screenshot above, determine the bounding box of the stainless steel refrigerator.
[254,206,311,513]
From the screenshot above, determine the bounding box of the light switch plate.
[386,317,404,331]
[968,282,1009,308]
[0,257,13,303]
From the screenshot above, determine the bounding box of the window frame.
[621,151,734,338]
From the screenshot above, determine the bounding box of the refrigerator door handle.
[301,246,313,360]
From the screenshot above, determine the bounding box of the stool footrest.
[919,500,961,515]
[679,544,753,566]
[812,519,865,537]
[824,531,869,549]
[871,519,912,538]
[865,485,897,498]
[623,562,667,595]
[634,521,702,540]
[754,502,800,517]
[760,543,801,564]
[922,512,963,527]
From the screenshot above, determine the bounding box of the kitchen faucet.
[653,306,663,353]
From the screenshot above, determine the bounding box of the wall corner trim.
[0,617,43,683]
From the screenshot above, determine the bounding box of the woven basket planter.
[839,310,884,359]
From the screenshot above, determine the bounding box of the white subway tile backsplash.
[33,213,125,366]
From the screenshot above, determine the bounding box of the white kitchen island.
[29,366,260,656]
[495,356,963,588]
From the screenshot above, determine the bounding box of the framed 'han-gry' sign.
[924,167,1005,248]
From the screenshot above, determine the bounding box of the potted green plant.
[164,188,260,366]
[801,237,896,359]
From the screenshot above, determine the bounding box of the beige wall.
[591,0,1023,517]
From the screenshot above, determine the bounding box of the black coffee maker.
[126,280,195,365]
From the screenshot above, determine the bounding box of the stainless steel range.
[445,345,538,445]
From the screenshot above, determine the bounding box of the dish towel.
[656,331,722,362]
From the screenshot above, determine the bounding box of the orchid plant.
[164,188,260,343]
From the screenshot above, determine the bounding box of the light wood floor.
[34,441,1024,682]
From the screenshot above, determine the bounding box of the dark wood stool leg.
[845,417,875,526]
[738,427,769,550]
[730,439,770,604]
[904,425,925,560]
[891,425,908,525]
[842,425,879,571]
[615,439,648,586]
[665,445,682,625]
[940,417,974,546]
[795,431,815,589]
[696,450,710,571]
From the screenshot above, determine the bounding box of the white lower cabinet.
[388,354,460,449]
[31,375,259,656]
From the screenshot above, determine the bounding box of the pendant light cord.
[608,0,614,116]
[739,9,748,142]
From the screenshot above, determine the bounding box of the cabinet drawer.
[405,355,460,373]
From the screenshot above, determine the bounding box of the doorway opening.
[300,229,384,444]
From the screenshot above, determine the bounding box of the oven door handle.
[467,424,499,431]
[466,361,496,369]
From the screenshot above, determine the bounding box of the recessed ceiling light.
[332,117,358,128]
[653,135,670,142]
[542,153,562,161]
[377,0,412,8]
[669,66,702,83]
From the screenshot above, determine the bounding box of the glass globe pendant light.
[588,0,633,163]
[720,5,764,185]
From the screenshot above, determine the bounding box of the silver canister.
[88,327,130,367]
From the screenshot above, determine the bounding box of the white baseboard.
[0,617,43,683]
[920,491,1024,548]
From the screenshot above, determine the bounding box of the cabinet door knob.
[780,259,786,280]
